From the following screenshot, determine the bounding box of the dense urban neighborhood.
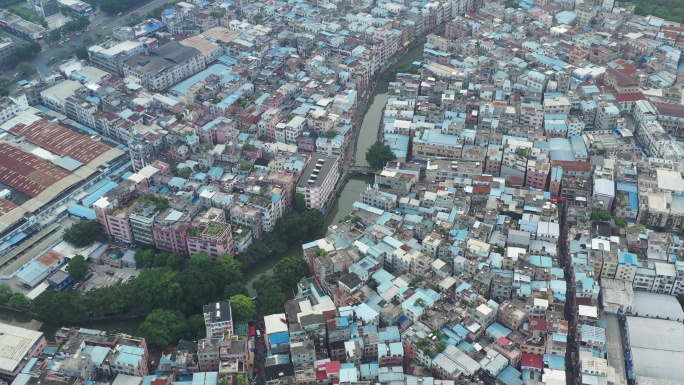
[0,0,683,384]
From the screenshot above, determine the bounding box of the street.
[6,0,174,76]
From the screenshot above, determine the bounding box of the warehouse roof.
[0,323,44,373]
[626,317,684,382]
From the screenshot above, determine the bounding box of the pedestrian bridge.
[346,165,379,174]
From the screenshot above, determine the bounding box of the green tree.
[177,168,192,179]
[365,141,396,169]
[137,309,188,349]
[0,87,9,97]
[60,5,70,15]
[423,348,435,358]
[273,256,308,289]
[17,62,36,76]
[154,252,169,267]
[225,282,249,298]
[253,275,286,315]
[190,252,212,270]
[389,64,419,80]
[614,217,627,228]
[134,248,155,267]
[0,283,12,303]
[75,47,89,61]
[187,314,206,339]
[9,292,29,308]
[175,113,184,121]
[32,290,82,321]
[63,220,101,247]
[230,294,256,322]
[66,254,88,281]
[590,209,612,222]
[166,253,184,270]
[215,255,243,287]
[436,341,447,353]
[295,193,307,213]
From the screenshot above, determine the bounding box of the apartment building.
[123,41,206,90]
[203,301,234,341]
[296,154,340,210]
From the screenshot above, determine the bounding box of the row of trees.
[0,283,30,308]
[32,252,244,322]
[235,210,324,270]
[44,16,90,45]
[37,211,320,348]
[1,41,41,68]
[137,292,256,348]
[8,5,48,28]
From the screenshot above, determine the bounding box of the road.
[28,0,172,74]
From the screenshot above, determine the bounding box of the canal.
[0,42,426,335]
[242,42,426,294]
[354,43,425,166]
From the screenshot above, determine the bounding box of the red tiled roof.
[38,250,62,266]
[521,353,543,369]
[550,160,592,173]
[497,337,510,345]
[0,199,18,215]
[324,361,340,374]
[654,102,684,119]
[529,317,548,332]
[472,186,490,194]
[615,93,646,102]
[0,143,71,197]
[605,68,637,86]
[9,120,114,164]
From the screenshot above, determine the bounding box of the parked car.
[106,270,114,276]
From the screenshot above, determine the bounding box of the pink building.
[492,337,522,366]
[151,160,172,175]
[0,324,47,379]
[106,211,134,243]
[549,166,562,197]
[525,160,550,191]
[229,205,262,239]
[297,136,316,153]
[153,209,190,255]
[186,221,236,259]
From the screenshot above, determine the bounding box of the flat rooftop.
[0,322,44,373]
[626,316,684,382]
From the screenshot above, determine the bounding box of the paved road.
[29,0,172,74]
[604,313,627,385]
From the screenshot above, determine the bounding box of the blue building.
[47,270,74,291]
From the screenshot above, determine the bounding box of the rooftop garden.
[207,223,224,236]
[187,227,199,237]
[242,143,257,152]
[140,194,169,211]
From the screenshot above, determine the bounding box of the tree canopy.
[590,209,612,222]
[253,275,286,316]
[229,294,255,322]
[365,141,397,169]
[2,42,41,67]
[9,293,29,308]
[63,220,101,247]
[273,256,309,289]
[33,211,323,324]
[137,309,189,349]
[66,255,88,281]
[0,283,12,304]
